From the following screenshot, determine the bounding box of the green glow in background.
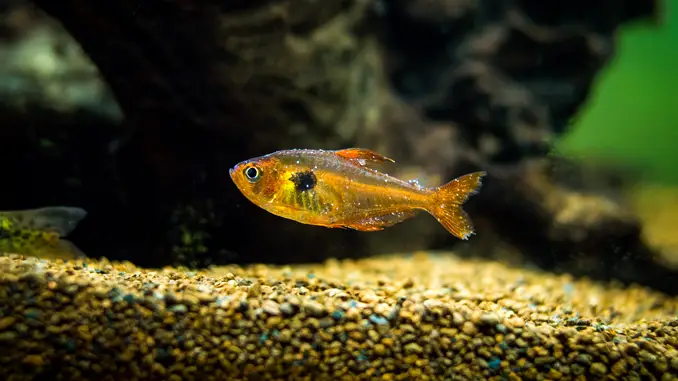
[559,2,678,185]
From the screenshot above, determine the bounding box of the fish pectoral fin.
[334,148,396,167]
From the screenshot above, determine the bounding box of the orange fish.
[229,148,486,239]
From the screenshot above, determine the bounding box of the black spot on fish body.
[290,171,317,192]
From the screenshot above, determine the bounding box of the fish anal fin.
[341,224,385,232]
[4,206,87,237]
[335,209,419,231]
[334,148,395,168]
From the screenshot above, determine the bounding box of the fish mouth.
[229,167,236,180]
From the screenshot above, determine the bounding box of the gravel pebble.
[0,251,677,380]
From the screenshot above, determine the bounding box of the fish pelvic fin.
[2,206,88,237]
[426,171,486,240]
[334,148,396,167]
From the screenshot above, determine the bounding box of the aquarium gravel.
[0,252,677,381]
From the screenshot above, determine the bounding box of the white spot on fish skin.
[408,179,422,188]
[358,159,366,166]
[296,160,300,164]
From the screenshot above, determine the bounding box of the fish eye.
[244,166,262,182]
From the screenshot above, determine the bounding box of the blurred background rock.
[1,0,677,293]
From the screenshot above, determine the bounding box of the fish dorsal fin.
[334,148,395,168]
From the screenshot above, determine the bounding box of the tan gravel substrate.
[0,252,677,381]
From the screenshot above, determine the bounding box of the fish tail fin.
[4,206,87,237]
[425,171,486,240]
